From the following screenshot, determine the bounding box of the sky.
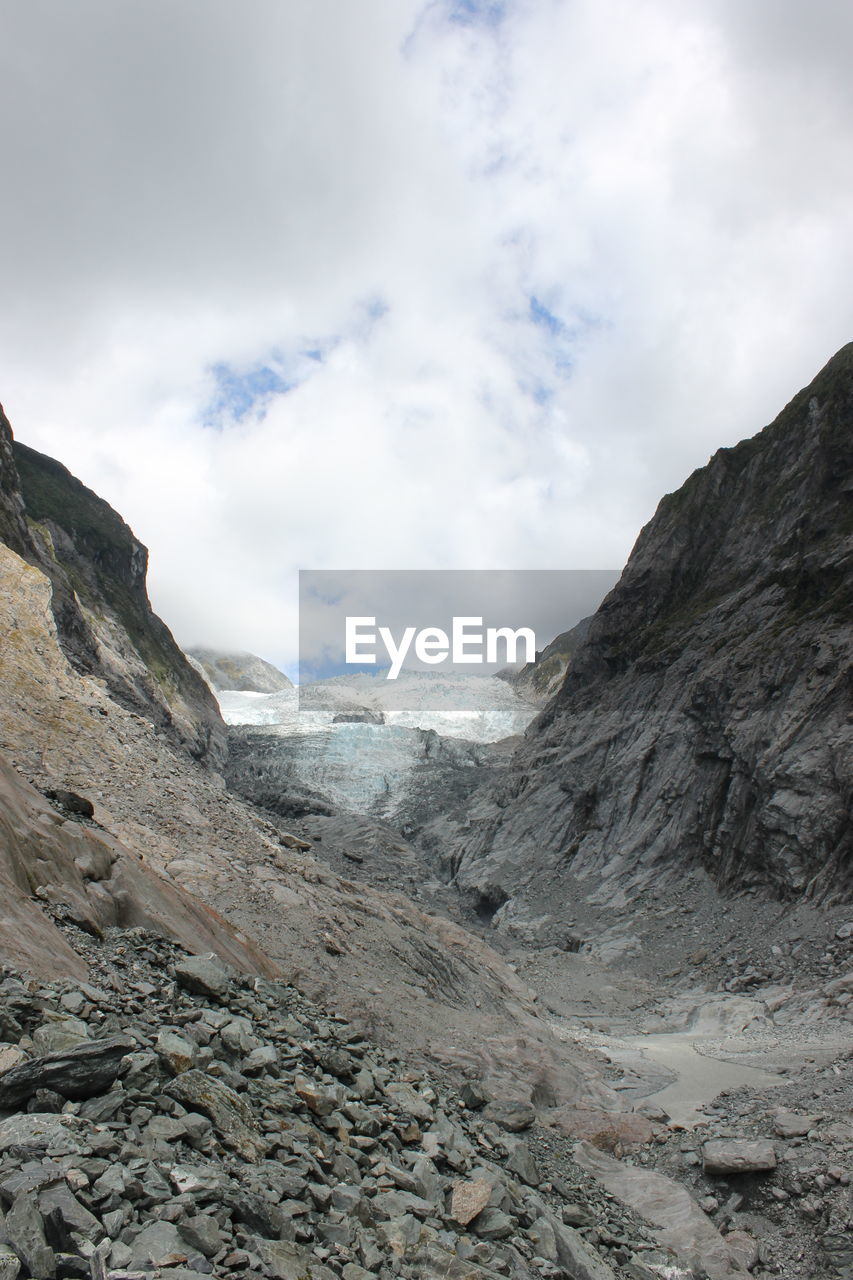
[1,0,851,676]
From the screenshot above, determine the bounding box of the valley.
[0,345,850,1280]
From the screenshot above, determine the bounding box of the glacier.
[218,671,536,819]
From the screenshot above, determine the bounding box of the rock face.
[0,752,278,981]
[441,346,853,913]
[186,647,293,694]
[0,408,224,766]
[500,615,594,702]
[701,1139,778,1176]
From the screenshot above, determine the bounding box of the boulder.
[481,1099,535,1132]
[254,1239,338,1280]
[3,1192,56,1279]
[574,1140,749,1279]
[165,1069,265,1160]
[128,1221,189,1269]
[448,1172,489,1223]
[551,1217,621,1280]
[155,1030,197,1075]
[702,1139,777,1175]
[773,1111,820,1138]
[173,954,231,998]
[0,1035,133,1109]
[0,1113,91,1156]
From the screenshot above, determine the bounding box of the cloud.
[0,0,850,671]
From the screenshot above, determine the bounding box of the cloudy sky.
[1,0,851,675]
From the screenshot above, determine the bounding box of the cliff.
[0,407,225,766]
[443,345,853,911]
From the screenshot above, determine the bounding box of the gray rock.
[165,1068,266,1160]
[528,1216,558,1262]
[551,1217,621,1280]
[372,1189,435,1219]
[574,1140,746,1280]
[460,1081,491,1110]
[375,1214,423,1256]
[470,1207,514,1240]
[384,1081,435,1122]
[0,1113,90,1156]
[92,1164,130,1198]
[178,1215,224,1258]
[31,1016,90,1055]
[254,1239,338,1280]
[702,1139,777,1175]
[128,1220,189,1268]
[294,1079,339,1116]
[441,348,853,918]
[822,1230,853,1274]
[156,1029,197,1075]
[505,1139,540,1186]
[773,1111,820,1138]
[169,1164,228,1196]
[173,955,231,999]
[38,1179,104,1243]
[181,1111,214,1147]
[330,1184,364,1214]
[243,1045,278,1074]
[146,1114,193,1142]
[220,1016,260,1054]
[3,1191,56,1279]
[481,1100,536,1132]
[723,1230,759,1271]
[223,1187,286,1237]
[0,1035,134,1108]
[0,1251,20,1280]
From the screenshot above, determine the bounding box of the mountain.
[500,614,594,700]
[440,345,853,921]
[0,385,851,1280]
[0,407,614,1115]
[1,410,225,766]
[186,646,293,693]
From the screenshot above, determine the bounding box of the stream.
[621,1031,786,1127]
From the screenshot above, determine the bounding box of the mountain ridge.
[0,409,225,766]
[437,345,853,919]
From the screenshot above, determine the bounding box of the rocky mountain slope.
[1,413,224,766]
[437,345,853,927]
[500,616,594,702]
[0,753,275,984]
[0,408,621,1119]
[186,649,293,695]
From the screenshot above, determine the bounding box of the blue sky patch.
[204,361,295,426]
[529,295,566,336]
[446,0,507,28]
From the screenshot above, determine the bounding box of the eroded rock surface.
[434,345,853,928]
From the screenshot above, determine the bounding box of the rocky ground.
[0,906,850,1280]
[258,800,853,1279]
[0,920,672,1280]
